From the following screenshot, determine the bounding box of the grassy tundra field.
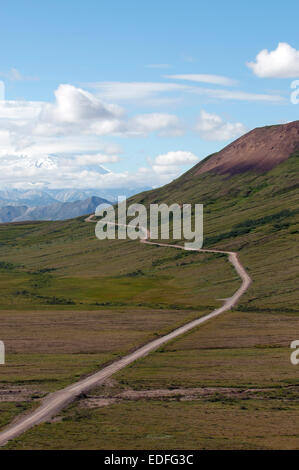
[0,153,298,449]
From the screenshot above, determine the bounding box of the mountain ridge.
[190,120,299,176]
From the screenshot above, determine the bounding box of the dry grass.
[4,398,299,450]
[115,310,299,389]
[0,307,203,395]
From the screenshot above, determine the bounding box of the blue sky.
[0,0,298,192]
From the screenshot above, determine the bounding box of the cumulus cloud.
[129,113,183,136]
[0,152,115,188]
[0,76,280,193]
[0,151,175,191]
[151,151,199,176]
[151,164,179,175]
[164,74,237,86]
[154,150,198,166]
[195,110,246,141]
[0,145,198,191]
[0,100,42,122]
[36,85,184,137]
[0,130,13,149]
[247,43,299,78]
[8,136,121,160]
[35,84,124,136]
[0,82,187,190]
[0,84,183,143]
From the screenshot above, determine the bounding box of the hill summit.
[194,120,299,176]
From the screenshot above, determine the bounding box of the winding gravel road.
[0,216,251,447]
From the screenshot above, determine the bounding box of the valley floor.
[3,310,299,450]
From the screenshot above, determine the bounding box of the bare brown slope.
[195,120,299,176]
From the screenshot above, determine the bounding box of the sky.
[0,0,298,193]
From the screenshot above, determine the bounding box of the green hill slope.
[130,151,299,311]
[0,124,298,449]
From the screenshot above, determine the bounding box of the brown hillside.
[195,120,299,176]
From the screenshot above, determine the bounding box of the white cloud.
[0,146,198,191]
[74,153,120,166]
[0,152,114,188]
[189,87,284,102]
[46,84,123,122]
[247,43,299,78]
[195,110,246,141]
[0,75,284,193]
[36,85,183,137]
[154,150,199,166]
[88,81,187,103]
[36,84,124,136]
[0,130,13,149]
[151,150,199,176]
[0,152,173,191]
[165,74,236,86]
[10,136,121,159]
[0,100,42,122]
[0,82,187,190]
[151,164,180,175]
[0,84,182,142]
[129,113,183,136]
[89,80,283,104]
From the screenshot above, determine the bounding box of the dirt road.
[0,217,251,447]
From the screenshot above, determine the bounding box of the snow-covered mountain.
[0,186,151,207]
[21,155,59,170]
[0,153,151,206]
[0,189,57,207]
[51,189,95,203]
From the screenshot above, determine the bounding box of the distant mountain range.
[0,187,148,207]
[0,196,111,223]
[0,152,152,222]
[0,185,152,223]
[1,153,151,208]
